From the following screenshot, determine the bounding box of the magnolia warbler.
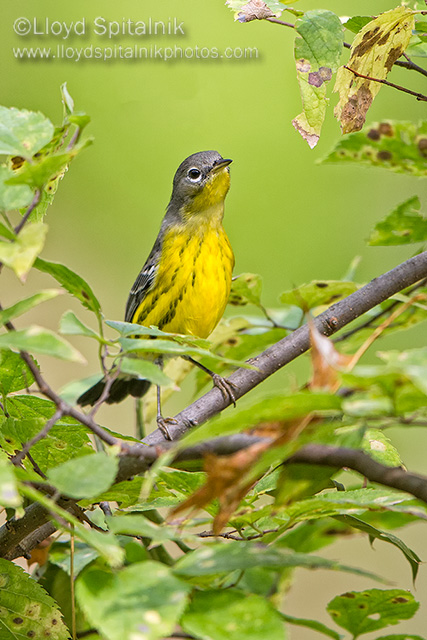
[78,150,236,438]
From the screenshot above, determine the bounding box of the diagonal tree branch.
[143,250,427,445]
[3,435,427,560]
[1,251,427,560]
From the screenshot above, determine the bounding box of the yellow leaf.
[0,222,47,281]
[334,6,415,133]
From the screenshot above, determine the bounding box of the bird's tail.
[77,377,151,406]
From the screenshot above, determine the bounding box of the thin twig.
[67,127,81,151]
[343,41,427,77]
[0,307,119,447]
[2,253,427,559]
[344,65,427,102]
[401,52,427,78]
[265,17,295,28]
[347,293,427,369]
[70,525,76,640]
[11,409,63,466]
[198,528,280,541]
[26,452,47,479]
[14,189,42,235]
[334,277,427,343]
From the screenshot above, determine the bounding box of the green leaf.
[76,562,191,640]
[0,289,62,326]
[228,273,263,307]
[406,38,427,58]
[107,514,180,544]
[0,222,14,241]
[0,221,47,280]
[47,452,118,499]
[34,257,102,317]
[334,7,415,133]
[106,319,210,348]
[182,391,341,446]
[119,356,173,387]
[0,107,54,157]
[369,196,427,246]
[327,589,419,635]
[173,541,383,581]
[362,429,403,467]
[61,82,75,116]
[293,10,343,148]
[181,590,287,640]
[277,518,350,554]
[27,168,67,223]
[80,476,143,509]
[276,489,426,528]
[119,337,253,369]
[321,121,427,177]
[344,16,372,34]
[0,557,69,639]
[378,347,427,396]
[0,449,21,507]
[0,325,85,362]
[280,280,358,309]
[5,396,93,471]
[7,154,72,189]
[0,166,33,210]
[281,613,342,640]
[49,540,99,577]
[335,515,421,583]
[0,350,34,394]
[59,310,101,340]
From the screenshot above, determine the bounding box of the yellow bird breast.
[133,225,234,339]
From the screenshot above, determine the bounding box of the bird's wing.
[125,242,161,323]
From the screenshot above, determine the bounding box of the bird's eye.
[187,168,201,181]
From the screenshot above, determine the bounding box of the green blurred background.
[1,1,427,636]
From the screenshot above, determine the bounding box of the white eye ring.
[187,167,202,181]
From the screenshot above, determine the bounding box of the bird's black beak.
[211,158,233,173]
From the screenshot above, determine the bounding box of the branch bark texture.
[1,251,427,559]
[143,251,427,444]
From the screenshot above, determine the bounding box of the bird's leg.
[156,384,174,440]
[186,356,238,406]
[154,356,176,440]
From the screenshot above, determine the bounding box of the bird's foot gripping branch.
[0,86,427,639]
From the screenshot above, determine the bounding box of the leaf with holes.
[0,558,69,639]
[321,121,427,177]
[293,10,343,148]
[228,273,263,307]
[0,350,35,395]
[327,589,419,635]
[334,7,415,133]
[280,280,358,309]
